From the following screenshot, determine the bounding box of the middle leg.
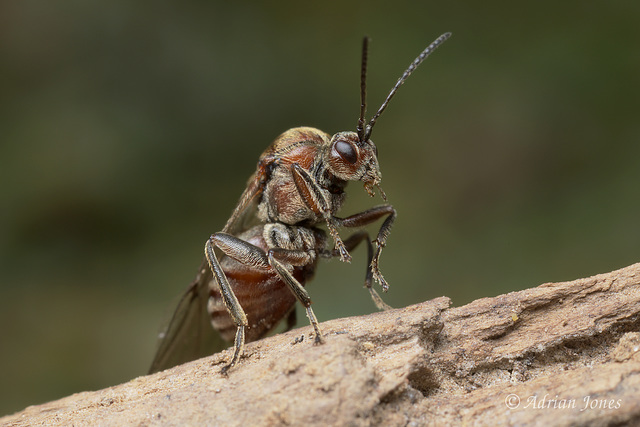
[320,230,392,311]
[333,204,397,291]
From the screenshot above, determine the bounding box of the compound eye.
[335,140,357,164]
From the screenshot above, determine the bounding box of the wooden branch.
[4,263,640,426]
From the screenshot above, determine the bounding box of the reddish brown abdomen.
[208,231,308,343]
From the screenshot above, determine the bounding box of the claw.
[370,239,389,292]
[305,306,324,344]
[336,240,352,263]
[327,220,351,263]
[372,268,389,292]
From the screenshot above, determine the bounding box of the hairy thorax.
[257,156,347,226]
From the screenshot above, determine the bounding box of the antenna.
[362,32,451,142]
[356,36,370,142]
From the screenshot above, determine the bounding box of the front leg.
[320,230,392,311]
[291,163,351,263]
[333,204,397,292]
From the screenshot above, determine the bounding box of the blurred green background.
[1,0,639,416]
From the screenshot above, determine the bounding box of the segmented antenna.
[361,32,451,142]
[356,36,370,142]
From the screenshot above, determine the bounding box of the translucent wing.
[149,149,276,373]
[223,163,271,235]
[148,259,229,374]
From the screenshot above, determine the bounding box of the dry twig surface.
[3,263,640,426]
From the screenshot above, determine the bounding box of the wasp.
[149,32,451,374]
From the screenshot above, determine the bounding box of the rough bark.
[3,263,640,426]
